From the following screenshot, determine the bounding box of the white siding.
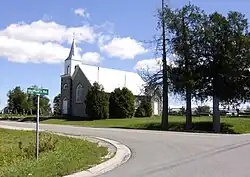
[79,64,146,95]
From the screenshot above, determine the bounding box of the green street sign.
[27,88,49,95]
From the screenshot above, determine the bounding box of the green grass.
[39,116,250,134]
[0,128,108,177]
[1,115,250,134]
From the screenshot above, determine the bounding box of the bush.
[85,82,109,120]
[109,87,135,118]
[19,133,58,158]
[135,106,145,117]
[135,99,153,117]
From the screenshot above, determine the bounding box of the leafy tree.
[85,82,109,120]
[134,99,153,117]
[7,86,27,114]
[53,94,61,115]
[199,11,250,132]
[135,106,146,117]
[109,87,135,118]
[164,3,207,129]
[7,86,51,115]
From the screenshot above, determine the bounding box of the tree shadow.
[111,121,239,134]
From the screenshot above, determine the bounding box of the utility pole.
[161,0,169,130]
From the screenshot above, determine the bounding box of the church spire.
[68,33,77,59]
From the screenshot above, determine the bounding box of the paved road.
[1,121,250,177]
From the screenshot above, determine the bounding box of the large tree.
[164,4,207,129]
[199,11,250,132]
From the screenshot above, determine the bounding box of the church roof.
[78,64,146,96]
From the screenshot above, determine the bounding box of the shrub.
[109,87,135,118]
[135,99,153,117]
[85,82,109,120]
[19,133,58,159]
[135,106,145,117]
[142,100,153,117]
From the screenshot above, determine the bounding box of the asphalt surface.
[1,121,250,177]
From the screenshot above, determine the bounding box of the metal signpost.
[27,87,49,160]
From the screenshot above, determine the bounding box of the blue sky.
[1,0,250,110]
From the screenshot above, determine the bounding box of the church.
[60,38,161,118]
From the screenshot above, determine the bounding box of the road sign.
[26,87,49,160]
[27,88,49,95]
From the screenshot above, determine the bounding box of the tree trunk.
[213,95,220,133]
[161,0,168,130]
[186,88,192,129]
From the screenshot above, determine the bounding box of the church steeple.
[64,33,82,75]
[68,33,77,59]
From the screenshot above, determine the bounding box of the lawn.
[1,115,250,134]
[0,128,108,177]
[40,116,250,134]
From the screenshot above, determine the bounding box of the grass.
[40,116,250,134]
[0,128,108,177]
[1,115,250,134]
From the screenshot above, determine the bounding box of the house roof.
[78,64,146,96]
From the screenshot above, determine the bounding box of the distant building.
[60,38,161,118]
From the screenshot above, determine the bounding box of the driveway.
[1,121,250,177]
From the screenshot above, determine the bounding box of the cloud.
[134,57,176,72]
[0,35,69,63]
[134,58,162,72]
[100,37,147,59]
[81,52,102,64]
[0,20,96,44]
[0,20,100,64]
[74,8,90,18]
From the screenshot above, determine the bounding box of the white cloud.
[100,37,147,59]
[134,57,175,72]
[0,20,96,44]
[81,52,102,64]
[74,8,90,18]
[134,58,162,72]
[0,35,69,63]
[0,20,100,64]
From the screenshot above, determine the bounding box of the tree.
[85,82,109,120]
[134,99,153,117]
[7,86,27,114]
[109,87,135,118]
[199,11,250,132]
[53,94,61,115]
[7,85,51,115]
[164,3,207,129]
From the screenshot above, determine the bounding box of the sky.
[1,0,250,110]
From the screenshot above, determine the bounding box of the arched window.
[66,65,70,74]
[63,84,68,89]
[76,84,84,103]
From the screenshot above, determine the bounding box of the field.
[40,116,250,134]
[1,115,250,134]
[0,128,108,177]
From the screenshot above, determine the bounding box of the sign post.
[36,94,40,160]
[27,87,49,160]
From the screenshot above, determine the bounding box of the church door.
[62,98,68,114]
[153,101,159,115]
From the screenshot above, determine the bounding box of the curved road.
[1,121,250,177]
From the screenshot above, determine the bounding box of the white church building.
[60,38,161,118]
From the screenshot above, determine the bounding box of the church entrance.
[153,101,159,115]
[62,98,68,114]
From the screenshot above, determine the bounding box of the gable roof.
[78,64,146,96]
